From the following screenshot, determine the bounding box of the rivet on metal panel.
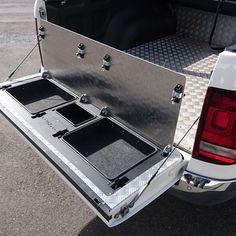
[76,43,86,59]
[102,54,111,71]
[100,107,112,117]
[79,94,89,104]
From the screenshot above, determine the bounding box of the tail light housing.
[193,87,236,165]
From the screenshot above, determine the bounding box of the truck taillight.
[35,19,44,66]
[193,87,236,165]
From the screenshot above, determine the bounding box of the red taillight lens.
[193,87,236,165]
[212,110,230,130]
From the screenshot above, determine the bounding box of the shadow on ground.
[79,193,236,236]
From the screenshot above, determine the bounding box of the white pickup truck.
[0,0,236,227]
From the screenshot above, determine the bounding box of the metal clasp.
[172,83,184,104]
[39,26,45,39]
[102,54,111,71]
[76,43,85,59]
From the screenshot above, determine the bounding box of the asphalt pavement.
[0,1,236,235]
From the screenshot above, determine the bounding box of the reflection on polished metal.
[40,20,186,147]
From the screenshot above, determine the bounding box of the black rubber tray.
[56,103,95,126]
[63,118,156,180]
[7,79,75,114]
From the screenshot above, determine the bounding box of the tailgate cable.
[210,0,236,51]
[5,38,42,82]
[209,0,225,51]
[117,116,200,218]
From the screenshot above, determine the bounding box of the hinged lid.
[40,20,186,147]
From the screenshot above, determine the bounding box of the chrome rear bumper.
[170,171,236,205]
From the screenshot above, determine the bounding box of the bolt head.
[42,71,51,79]
[114,213,120,219]
[78,43,85,50]
[39,26,45,32]
[103,54,111,62]
[102,110,108,116]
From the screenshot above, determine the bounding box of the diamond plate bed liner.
[126,35,219,152]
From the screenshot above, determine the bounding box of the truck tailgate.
[0,20,187,226]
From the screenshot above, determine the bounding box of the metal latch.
[76,43,85,59]
[102,54,111,71]
[39,26,45,39]
[172,84,184,104]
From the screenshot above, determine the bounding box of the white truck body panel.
[210,50,236,91]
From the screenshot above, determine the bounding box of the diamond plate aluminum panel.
[177,6,236,47]
[127,36,219,152]
[40,20,186,147]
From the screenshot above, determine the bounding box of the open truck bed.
[1,0,236,227]
[125,4,236,152]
